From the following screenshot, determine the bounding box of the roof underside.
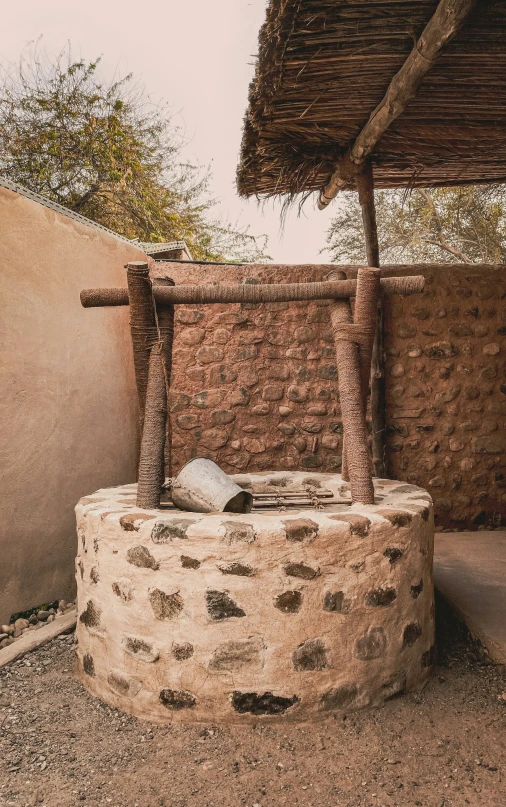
[237,0,506,198]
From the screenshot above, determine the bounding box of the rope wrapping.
[328,271,352,484]
[136,345,168,509]
[80,275,424,309]
[328,270,375,504]
[353,268,381,409]
[152,278,175,480]
[126,263,159,425]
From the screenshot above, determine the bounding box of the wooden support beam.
[357,165,386,479]
[330,296,374,505]
[152,277,175,480]
[81,275,424,309]
[327,270,351,482]
[136,344,168,509]
[126,262,159,426]
[318,0,478,209]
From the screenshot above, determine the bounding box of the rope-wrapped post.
[328,270,352,483]
[126,262,159,426]
[353,267,381,409]
[136,344,168,509]
[152,277,175,480]
[328,270,375,505]
[356,164,386,479]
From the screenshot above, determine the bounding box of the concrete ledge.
[434,531,506,664]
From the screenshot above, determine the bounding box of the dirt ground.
[1,600,505,807]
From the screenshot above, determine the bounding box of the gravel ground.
[0,600,505,807]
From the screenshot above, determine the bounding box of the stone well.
[75,472,435,723]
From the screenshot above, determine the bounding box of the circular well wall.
[75,472,435,723]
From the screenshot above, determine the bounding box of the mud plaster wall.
[0,185,145,624]
[154,262,506,531]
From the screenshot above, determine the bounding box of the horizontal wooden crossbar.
[80,275,424,308]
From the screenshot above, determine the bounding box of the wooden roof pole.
[317,0,477,210]
[356,165,386,478]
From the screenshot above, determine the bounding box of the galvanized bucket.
[170,458,253,514]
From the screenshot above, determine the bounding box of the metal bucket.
[170,458,253,514]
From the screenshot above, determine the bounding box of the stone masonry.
[152,262,505,531]
[75,473,435,723]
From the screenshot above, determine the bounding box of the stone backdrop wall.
[154,262,505,530]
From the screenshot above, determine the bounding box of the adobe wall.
[0,184,145,624]
[156,262,505,531]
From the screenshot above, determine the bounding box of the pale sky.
[1,0,336,263]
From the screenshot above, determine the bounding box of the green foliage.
[325,185,506,265]
[0,45,268,262]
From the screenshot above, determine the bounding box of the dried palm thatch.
[237,0,506,199]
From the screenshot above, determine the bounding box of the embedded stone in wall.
[206,590,246,621]
[323,591,351,614]
[83,653,95,676]
[126,546,159,570]
[79,600,101,629]
[119,513,156,532]
[223,521,255,544]
[231,691,299,716]
[284,562,319,580]
[108,669,142,698]
[284,518,319,543]
[149,589,183,620]
[122,636,159,663]
[218,562,255,577]
[181,555,200,569]
[275,590,303,613]
[151,519,196,543]
[292,638,327,671]
[209,638,264,672]
[320,684,358,711]
[192,389,227,409]
[364,588,397,607]
[172,642,194,661]
[354,627,387,661]
[402,622,422,648]
[330,513,370,536]
[384,547,403,565]
[159,689,197,710]
[112,579,134,601]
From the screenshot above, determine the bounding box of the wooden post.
[126,262,158,427]
[328,270,374,503]
[328,270,351,481]
[152,277,175,480]
[356,165,386,478]
[136,344,167,509]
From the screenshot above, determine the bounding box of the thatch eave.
[237,0,506,200]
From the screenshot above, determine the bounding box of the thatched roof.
[237,0,506,199]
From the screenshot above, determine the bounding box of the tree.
[324,184,506,265]
[0,45,268,263]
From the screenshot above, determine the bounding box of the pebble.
[14,618,29,631]
[1,624,14,635]
[37,610,50,621]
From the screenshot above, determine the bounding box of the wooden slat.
[0,612,76,669]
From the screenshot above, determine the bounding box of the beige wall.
[0,185,145,624]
